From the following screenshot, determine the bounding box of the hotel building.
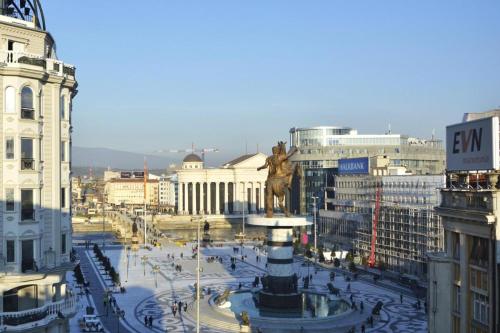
[0,1,78,331]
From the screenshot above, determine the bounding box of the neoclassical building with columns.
[177,153,270,215]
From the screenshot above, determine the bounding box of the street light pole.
[196,216,201,333]
[312,196,318,264]
[102,192,106,252]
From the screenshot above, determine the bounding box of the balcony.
[0,294,77,330]
[1,51,75,78]
[21,158,35,171]
[20,107,34,120]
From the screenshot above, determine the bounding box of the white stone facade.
[0,9,77,332]
[177,153,269,215]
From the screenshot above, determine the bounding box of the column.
[224,182,229,214]
[207,182,212,215]
[199,182,204,214]
[215,182,220,215]
[178,182,183,214]
[241,182,246,214]
[184,183,188,215]
[459,234,468,333]
[234,182,239,213]
[252,182,257,213]
[193,182,198,215]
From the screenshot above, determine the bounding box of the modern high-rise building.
[289,126,445,214]
[0,1,78,331]
[428,111,500,333]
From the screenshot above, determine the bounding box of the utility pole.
[312,196,318,263]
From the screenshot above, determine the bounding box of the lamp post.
[190,216,203,333]
[141,255,148,276]
[115,309,125,333]
[102,192,107,252]
[312,196,318,264]
[126,247,130,282]
[152,264,160,288]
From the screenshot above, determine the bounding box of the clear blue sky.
[44,1,500,163]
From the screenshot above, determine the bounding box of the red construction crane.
[368,185,382,268]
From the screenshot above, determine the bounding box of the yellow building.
[105,179,159,209]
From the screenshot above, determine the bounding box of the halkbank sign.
[338,157,369,175]
[446,116,499,171]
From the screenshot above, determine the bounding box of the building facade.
[0,2,78,331]
[319,156,445,280]
[159,174,176,212]
[428,111,500,333]
[289,126,445,214]
[105,178,159,209]
[177,153,269,215]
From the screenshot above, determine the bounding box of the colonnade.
[177,181,265,215]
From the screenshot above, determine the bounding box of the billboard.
[133,171,144,178]
[446,117,499,171]
[338,157,369,175]
[120,171,131,179]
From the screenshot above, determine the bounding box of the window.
[5,87,15,113]
[21,138,34,170]
[5,137,14,159]
[61,188,66,208]
[61,234,66,254]
[21,189,34,221]
[6,240,15,262]
[472,292,489,324]
[61,141,66,162]
[21,87,34,119]
[5,188,14,211]
[60,95,66,119]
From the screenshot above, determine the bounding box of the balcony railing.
[1,51,75,77]
[21,158,35,170]
[0,293,77,330]
[20,107,34,119]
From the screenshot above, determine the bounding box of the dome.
[183,153,202,163]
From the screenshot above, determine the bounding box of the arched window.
[21,86,34,119]
[5,87,15,113]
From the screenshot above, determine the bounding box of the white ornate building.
[177,153,269,215]
[0,2,78,331]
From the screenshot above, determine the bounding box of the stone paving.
[71,240,427,333]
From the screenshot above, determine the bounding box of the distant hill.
[72,146,177,170]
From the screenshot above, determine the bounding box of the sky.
[43,1,500,164]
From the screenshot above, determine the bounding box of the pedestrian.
[360,301,364,313]
[178,301,182,312]
[183,303,187,312]
[361,324,366,333]
[400,293,403,304]
[103,296,108,316]
[149,315,153,328]
[239,282,242,290]
[144,315,148,326]
[350,294,353,302]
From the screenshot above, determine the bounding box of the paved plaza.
[68,238,427,333]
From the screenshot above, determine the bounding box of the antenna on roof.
[387,123,392,134]
[245,141,248,154]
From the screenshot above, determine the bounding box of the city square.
[68,229,427,333]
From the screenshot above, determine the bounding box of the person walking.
[103,295,108,316]
[400,293,403,304]
[361,324,366,333]
[360,301,364,313]
[144,315,148,326]
[148,316,153,328]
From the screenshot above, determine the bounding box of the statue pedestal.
[247,215,311,309]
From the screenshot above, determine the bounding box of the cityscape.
[0,1,499,333]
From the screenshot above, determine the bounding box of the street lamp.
[114,308,125,333]
[152,264,160,288]
[312,196,319,264]
[126,247,130,282]
[102,191,107,252]
[141,255,148,276]
[191,216,203,333]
